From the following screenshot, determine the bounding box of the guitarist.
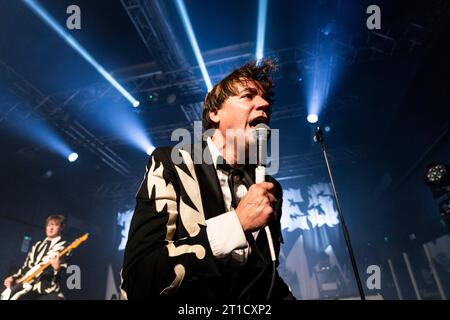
[3,214,69,300]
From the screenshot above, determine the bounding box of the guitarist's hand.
[50,255,61,271]
[3,276,14,288]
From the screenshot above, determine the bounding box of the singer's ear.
[209,109,220,125]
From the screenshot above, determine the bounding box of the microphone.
[254,123,276,263]
[255,123,270,184]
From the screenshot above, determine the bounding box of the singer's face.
[210,81,270,147]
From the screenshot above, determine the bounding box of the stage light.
[424,162,450,231]
[425,163,449,186]
[175,0,212,91]
[307,114,319,124]
[98,102,154,156]
[148,92,159,103]
[125,125,154,156]
[23,0,139,107]
[256,0,268,61]
[306,37,338,127]
[68,152,78,162]
[11,117,74,161]
[324,126,331,132]
[133,92,159,108]
[146,146,155,156]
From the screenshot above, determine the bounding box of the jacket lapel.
[193,142,226,220]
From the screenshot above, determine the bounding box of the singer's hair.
[202,59,277,130]
[46,214,65,230]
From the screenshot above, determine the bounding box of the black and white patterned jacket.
[121,143,293,300]
[12,236,68,298]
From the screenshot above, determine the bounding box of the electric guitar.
[1,233,89,300]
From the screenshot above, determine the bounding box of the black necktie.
[218,162,269,274]
[218,162,253,209]
[228,168,245,209]
[41,240,51,257]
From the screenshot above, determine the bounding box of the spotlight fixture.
[307,114,319,124]
[146,146,155,156]
[424,162,450,231]
[425,163,449,187]
[68,152,79,162]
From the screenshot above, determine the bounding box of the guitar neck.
[20,249,70,283]
[38,245,72,269]
[58,244,74,259]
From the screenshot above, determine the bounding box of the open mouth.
[249,116,268,128]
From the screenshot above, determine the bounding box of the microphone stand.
[313,126,366,300]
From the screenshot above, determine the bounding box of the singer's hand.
[235,182,277,233]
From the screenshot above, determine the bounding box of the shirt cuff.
[206,211,248,258]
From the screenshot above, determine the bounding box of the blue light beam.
[256,0,269,61]
[174,0,212,92]
[12,118,76,160]
[306,50,336,123]
[97,101,154,155]
[23,0,139,107]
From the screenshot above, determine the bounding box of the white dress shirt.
[205,137,255,265]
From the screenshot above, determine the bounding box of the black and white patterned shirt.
[12,236,68,297]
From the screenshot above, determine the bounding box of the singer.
[121,59,294,300]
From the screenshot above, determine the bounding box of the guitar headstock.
[68,233,89,250]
